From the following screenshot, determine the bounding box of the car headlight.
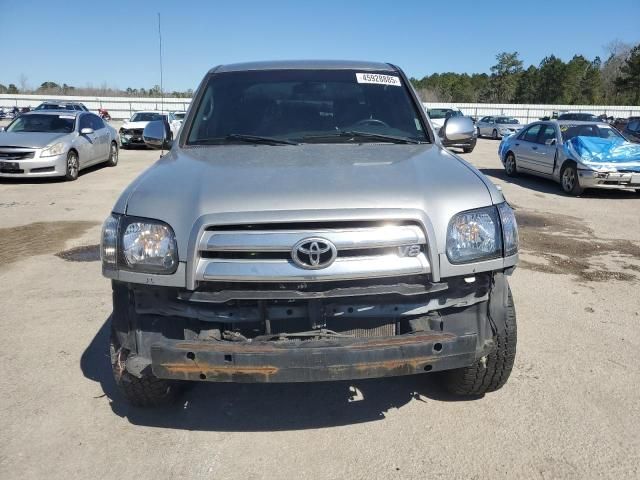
[100,215,178,274]
[446,203,519,264]
[498,202,518,256]
[40,142,66,157]
[446,206,502,264]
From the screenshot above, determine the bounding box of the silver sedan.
[0,111,119,180]
[476,115,521,139]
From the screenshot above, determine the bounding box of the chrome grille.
[195,222,430,283]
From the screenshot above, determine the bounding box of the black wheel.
[110,329,181,407]
[107,142,118,167]
[504,152,518,177]
[560,163,584,196]
[441,287,517,395]
[463,146,474,153]
[64,150,79,181]
[492,129,498,140]
[476,127,482,138]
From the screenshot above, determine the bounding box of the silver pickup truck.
[100,60,519,406]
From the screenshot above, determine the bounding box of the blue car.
[498,120,640,195]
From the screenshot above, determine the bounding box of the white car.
[170,111,186,138]
[426,107,464,133]
[119,111,166,148]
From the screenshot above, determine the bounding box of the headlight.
[498,202,518,256]
[446,206,502,264]
[40,142,66,157]
[121,218,178,273]
[100,215,178,274]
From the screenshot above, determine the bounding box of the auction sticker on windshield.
[355,73,401,86]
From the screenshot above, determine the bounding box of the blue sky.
[2,0,639,92]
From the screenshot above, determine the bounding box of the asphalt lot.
[1,130,639,479]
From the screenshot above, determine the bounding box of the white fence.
[0,94,191,120]
[423,102,640,125]
[1,94,639,123]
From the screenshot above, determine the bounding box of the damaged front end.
[110,272,509,383]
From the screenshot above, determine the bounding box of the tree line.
[0,78,193,99]
[1,42,639,105]
[411,41,640,105]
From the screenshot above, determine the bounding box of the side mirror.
[143,120,171,149]
[80,127,94,135]
[441,116,475,144]
[545,138,557,146]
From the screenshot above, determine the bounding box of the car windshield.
[36,104,71,110]
[560,123,625,141]
[174,113,185,120]
[428,109,461,120]
[6,114,75,133]
[496,117,519,124]
[131,112,164,122]
[187,69,428,145]
[559,113,598,121]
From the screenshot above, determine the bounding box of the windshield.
[174,113,186,120]
[558,113,598,121]
[428,109,462,120]
[35,104,74,111]
[6,114,75,133]
[496,117,519,124]
[131,112,164,122]
[560,123,625,141]
[187,69,428,145]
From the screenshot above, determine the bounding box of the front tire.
[504,152,518,177]
[64,150,79,181]
[492,129,498,140]
[561,163,584,196]
[110,329,182,407]
[441,287,517,396]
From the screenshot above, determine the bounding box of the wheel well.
[560,159,577,173]
[68,148,78,158]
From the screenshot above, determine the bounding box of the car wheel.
[463,146,474,153]
[65,151,79,181]
[110,330,182,407]
[504,152,518,177]
[476,127,482,138]
[561,163,584,196]
[492,129,498,140]
[441,286,517,395]
[107,142,118,167]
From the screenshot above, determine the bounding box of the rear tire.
[64,150,79,181]
[441,287,517,396]
[492,129,498,140]
[110,330,182,407]
[561,163,584,196]
[107,142,118,167]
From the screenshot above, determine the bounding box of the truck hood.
[118,144,502,259]
[0,131,68,148]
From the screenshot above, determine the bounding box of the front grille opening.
[205,220,419,231]
[200,246,419,260]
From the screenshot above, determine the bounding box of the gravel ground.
[1,133,639,479]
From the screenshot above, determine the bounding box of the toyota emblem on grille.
[291,237,337,270]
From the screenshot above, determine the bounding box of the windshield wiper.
[190,134,298,146]
[302,131,423,144]
[226,134,298,145]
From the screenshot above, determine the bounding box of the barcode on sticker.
[355,73,401,86]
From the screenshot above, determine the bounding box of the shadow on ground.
[0,162,110,184]
[81,317,480,432]
[480,168,640,199]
